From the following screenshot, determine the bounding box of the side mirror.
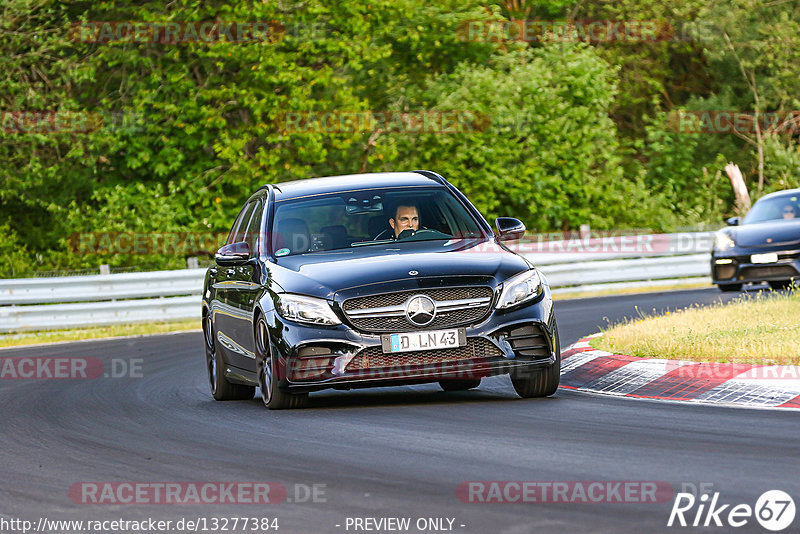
[495,217,526,241]
[726,216,740,226]
[215,242,251,266]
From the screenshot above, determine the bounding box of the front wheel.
[204,314,254,401]
[256,318,309,410]
[717,283,742,292]
[510,321,560,398]
[769,280,794,290]
[439,378,481,391]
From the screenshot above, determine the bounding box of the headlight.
[714,232,735,251]
[276,294,341,326]
[496,269,543,309]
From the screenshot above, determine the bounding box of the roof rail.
[412,169,448,186]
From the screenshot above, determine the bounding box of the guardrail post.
[187,257,199,269]
[99,264,110,275]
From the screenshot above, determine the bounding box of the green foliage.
[2,0,800,275]
[763,137,800,193]
[692,0,800,112]
[385,46,662,231]
[682,0,800,195]
[571,0,711,135]
[0,223,32,278]
[641,111,732,223]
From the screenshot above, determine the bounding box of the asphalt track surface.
[1,287,798,534]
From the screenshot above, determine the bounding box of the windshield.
[743,193,800,224]
[270,187,485,256]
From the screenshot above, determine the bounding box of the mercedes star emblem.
[405,295,436,326]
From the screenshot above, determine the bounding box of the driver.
[389,204,420,238]
[781,203,797,220]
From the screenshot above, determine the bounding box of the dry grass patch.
[590,290,800,365]
[0,320,201,349]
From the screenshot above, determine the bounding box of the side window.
[227,202,252,245]
[228,201,256,245]
[244,200,264,255]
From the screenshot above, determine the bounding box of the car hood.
[731,220,800,247]
[271,238,532,300]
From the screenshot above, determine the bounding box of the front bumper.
[268,289,557,393]
[711,249,800,284]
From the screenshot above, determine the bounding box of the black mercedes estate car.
[712,188,800,291]
[202,171,559,409]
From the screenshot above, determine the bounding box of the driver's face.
[783,206,796,219]
[390,205,419,237]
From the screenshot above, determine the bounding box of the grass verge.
[590,289,800,365]
[0,320,201,349]
[552,280,710,301]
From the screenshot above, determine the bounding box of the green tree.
[386,46,665,231]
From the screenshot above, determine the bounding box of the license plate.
[751,253,778,264]
[381,328,466,354]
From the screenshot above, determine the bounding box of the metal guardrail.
[0,269,205,305]
[535,254,710,288]
[0,269,205,333]
[0,296,200,332]
[0,233,714,333]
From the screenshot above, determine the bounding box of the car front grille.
[341,286,493,333]
[345,337,502,371]
[740,265,799,279]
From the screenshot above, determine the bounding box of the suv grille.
[346,337,502,371]
[342,286,493,333]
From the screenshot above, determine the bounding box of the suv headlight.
[714,232,735,251]
[276,294,341,326]
[496,269,543,309]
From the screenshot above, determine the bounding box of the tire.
[204,313,255,401]
[255,317,309,410]
[717,283,742,292]
[769,280,793,290]
[439,379,481,391]
[510,321,560,398]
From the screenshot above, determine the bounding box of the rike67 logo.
[668,490,796,531]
